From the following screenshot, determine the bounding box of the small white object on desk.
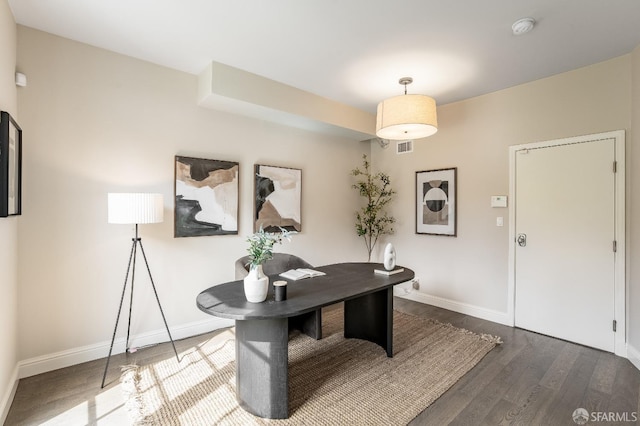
[374,267,405,276]
[383,243,396,271]
[279,268,326,281]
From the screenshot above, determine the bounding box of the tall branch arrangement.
[351,154,396,262]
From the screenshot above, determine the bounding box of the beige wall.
[374,56,632,323]
[629,45,640,359]
[0,0,18,420]
[16,26,367,363]
[11,23,640,377]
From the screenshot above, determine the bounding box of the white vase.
[244,264,269,303]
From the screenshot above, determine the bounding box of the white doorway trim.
[507,130,626,357]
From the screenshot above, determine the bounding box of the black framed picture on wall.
[174,155,239,237]
[254,164,302,233]
[416,167,457,236]
[0,111,22,218]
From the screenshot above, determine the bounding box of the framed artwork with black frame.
[174,155,239,237]
[254,164,301,232]
[416,167,457,236]
[0,111,22,217]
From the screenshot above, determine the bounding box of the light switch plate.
[491,195,508,208]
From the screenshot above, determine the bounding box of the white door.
[514,137,616,352]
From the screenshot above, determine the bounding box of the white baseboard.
[628,343,640,371]
[1,365,19,425]
[18,316,233,379]
[395,289,511,326]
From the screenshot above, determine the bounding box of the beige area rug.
[121,309,501,425]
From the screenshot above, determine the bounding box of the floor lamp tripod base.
[101,226,180,388]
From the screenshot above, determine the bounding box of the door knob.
[517,233,527,247]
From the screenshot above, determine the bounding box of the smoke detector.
[512,17,535,35]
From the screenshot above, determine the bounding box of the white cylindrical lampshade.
[108,193,164,224]
[376,94,438,140]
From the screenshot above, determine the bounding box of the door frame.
[507,130,626,356]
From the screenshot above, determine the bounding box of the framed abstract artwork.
[0,111,22,218]
[254,164,301,232]
[174,155,239,237]
[416,168,457,236]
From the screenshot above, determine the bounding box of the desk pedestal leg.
[289,309,322,340]
[235,318,289,419]
[344,288,393,357]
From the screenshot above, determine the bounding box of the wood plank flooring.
[5,298,640,425]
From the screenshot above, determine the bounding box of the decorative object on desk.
[0,111,22,217]
[273,280,287,301]
[254,164,301,232]
[279,268,326,281]
[374,267,405,276]
[244,264,269,303]
[383,243,396,270]
[244,226,295,303]
[102,193,179,388]
[416,168,457,236]
[120,308,500,425]
[351,154,396,261]
[174,155,239,237]
[374,243,404,275]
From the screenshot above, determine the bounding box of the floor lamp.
[101,193,179,388]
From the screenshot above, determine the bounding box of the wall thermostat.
[491,195,507,208]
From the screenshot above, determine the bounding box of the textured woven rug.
[121,308,501,425]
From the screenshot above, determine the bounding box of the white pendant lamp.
[376,77,438,140]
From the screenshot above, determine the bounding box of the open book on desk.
[279,268,326,281]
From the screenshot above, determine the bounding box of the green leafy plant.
[246,226,295,268]
[351,154,396,262]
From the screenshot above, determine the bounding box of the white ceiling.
[8,0,640,114]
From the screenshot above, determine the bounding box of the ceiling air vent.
[397,140,413,154]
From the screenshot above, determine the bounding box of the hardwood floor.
[5,298,640,425]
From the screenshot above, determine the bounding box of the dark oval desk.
[196,262,415,419]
